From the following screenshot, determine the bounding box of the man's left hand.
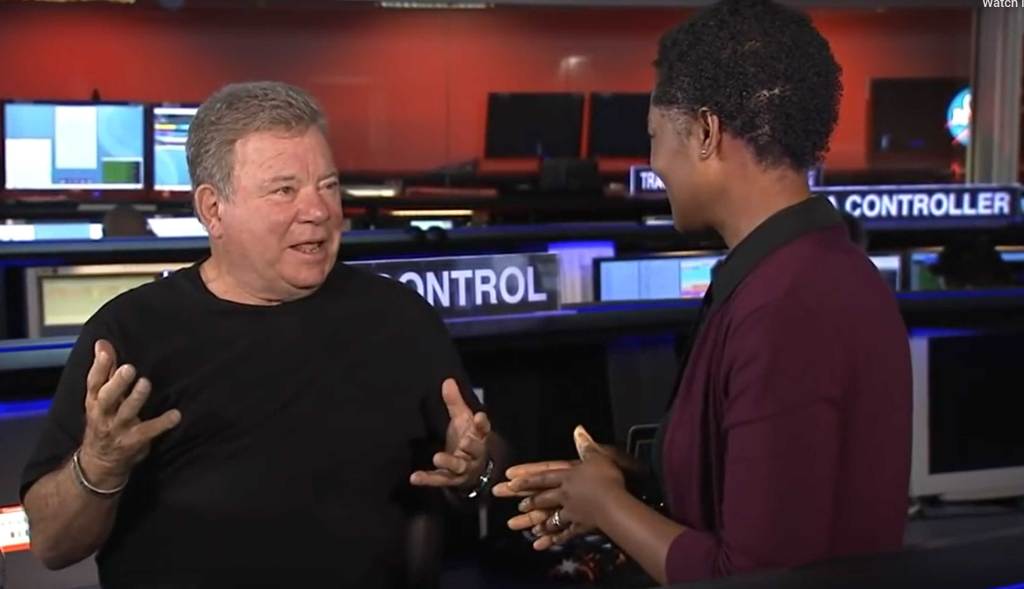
[410,378,491,489]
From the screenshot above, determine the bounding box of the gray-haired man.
[21,81,496,588]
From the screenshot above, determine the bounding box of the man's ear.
[194,184,224,239]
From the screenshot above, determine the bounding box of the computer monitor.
[3,101,145,191]
[910,330,1024,500]
[909,248,1024,291]
[145,216,207,238]
[998,247,1024,286]
[1000,249,1024,262]
[588,93,650,159]
[24,263,189,337]
[484,93,584,158]
[679,256,720,298]
[869,78,968,165]
[869,254,902,291]
[594,254,723,302]
[548,240,617,305]
[152,105,197,192]
[909,251,942,291]
[0,222,103,242]
[408,219,454,232]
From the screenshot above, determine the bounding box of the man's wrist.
[464,458,495,499]
[74,448,129,494]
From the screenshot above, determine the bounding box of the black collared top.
[706,196,844,313]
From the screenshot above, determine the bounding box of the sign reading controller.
[821,185,1018,228]
[352,253,560,318]
[628,168,1020,229]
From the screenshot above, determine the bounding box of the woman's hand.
[495,426,626,549]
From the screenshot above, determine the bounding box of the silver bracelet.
[71,448,127,497]
[466,459,495,499]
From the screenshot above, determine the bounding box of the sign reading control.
[352,253,561,318]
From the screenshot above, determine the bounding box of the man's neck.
[199,257,285,306]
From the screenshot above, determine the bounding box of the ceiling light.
[378,1,491,9]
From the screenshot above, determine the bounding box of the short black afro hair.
[653,0,842,171]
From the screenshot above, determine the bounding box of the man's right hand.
[78,339,181,490]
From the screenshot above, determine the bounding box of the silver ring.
[550,510,563,529]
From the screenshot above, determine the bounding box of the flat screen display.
[152,105,197,192]
[4,102,144,190]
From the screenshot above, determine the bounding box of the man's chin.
[283,269,331,295]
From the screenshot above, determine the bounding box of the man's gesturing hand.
[77,339,181,491]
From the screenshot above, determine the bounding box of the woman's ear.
[696,107,721,160]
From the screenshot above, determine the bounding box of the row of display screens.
[0,217,206,241]
[596,254,905,301]
[0,93,651,195]
[0,78,981,195]
[486,78,970,162]
[485,92,649,159]
[22,250,1024,338]
[596,250,1024,301]
[0,217,460,242]
[2,102,196,193]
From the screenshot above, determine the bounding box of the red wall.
[0,3,971,173]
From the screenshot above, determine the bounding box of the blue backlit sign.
[629,165,666,195]
[351,253,561,318]
[820,184,1018,229]
[627,164,1020,228]
[946,87,971,146]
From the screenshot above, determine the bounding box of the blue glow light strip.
[546,240,617,251]
[0,340,75,354]
[897,288,1024,301]
[907,327,980,339]
[0,398,51,418]
[445,309,576,323]
[576,299,703,313]
[813,182,1019,192]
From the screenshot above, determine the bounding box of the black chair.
[539,158,602,195]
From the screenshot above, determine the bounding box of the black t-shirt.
[21,261,480,588]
